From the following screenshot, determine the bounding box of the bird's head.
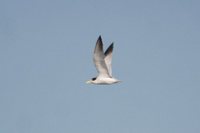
[86,77,96,84]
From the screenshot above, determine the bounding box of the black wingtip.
[94,35,104,53]
[96,35,103,44]
[110,42,114,48]
[104,42,114,56]
[98,35,102,41]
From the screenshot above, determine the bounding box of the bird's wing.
[104,43,113,77]
[93,36,110,78]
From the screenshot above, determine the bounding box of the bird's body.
[90,77,120,85]
[86,36,121,85]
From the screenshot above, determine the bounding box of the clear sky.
[0,0,200,133]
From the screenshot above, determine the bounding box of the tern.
[86,36,121,85]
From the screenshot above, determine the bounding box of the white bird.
[86,36,121,85]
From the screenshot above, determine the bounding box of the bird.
[86,36,121,85]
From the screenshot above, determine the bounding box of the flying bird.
[86,36,121,85]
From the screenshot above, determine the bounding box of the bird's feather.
[93,36,110,78]
[104,43,113,76]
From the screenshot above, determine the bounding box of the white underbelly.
[95,78,118,84]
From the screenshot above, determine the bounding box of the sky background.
[0,0,200,133]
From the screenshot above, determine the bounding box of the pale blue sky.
[0,0,200,133]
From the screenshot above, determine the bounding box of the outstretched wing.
[104,43,113,77]
[93,36,110,78]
